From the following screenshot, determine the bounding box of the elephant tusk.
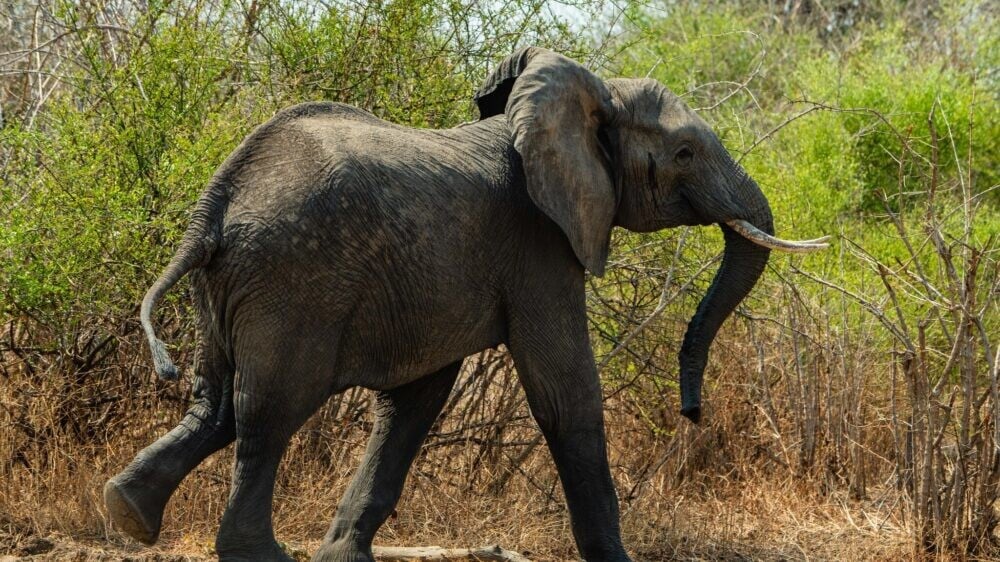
[725,219,831,253]
[796,235,833,245]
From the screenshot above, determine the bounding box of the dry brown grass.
[0,327,971,562]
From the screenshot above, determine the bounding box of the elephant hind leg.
[215,423,294,562]
[312,362,461,562]
[105,336,235,545]
[215,351,342,561]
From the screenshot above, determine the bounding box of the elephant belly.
[210,229,505,391]
[333,281,504,390]
[208,257,503,395]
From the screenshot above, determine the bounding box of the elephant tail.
[141,181,227,380]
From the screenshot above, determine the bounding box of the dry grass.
[0,333,965,561]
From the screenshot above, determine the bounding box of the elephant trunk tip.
[680,403,701,424]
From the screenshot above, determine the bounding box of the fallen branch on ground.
[373,544,532,561]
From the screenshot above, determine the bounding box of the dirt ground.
[0,494,920,562]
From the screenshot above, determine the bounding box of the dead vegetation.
[2,0,998,560]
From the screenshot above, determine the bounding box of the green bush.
[0,0,589,332]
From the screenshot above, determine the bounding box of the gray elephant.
[104,47,826,561]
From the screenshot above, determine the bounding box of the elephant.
[104,46,827,561]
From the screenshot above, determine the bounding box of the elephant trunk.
[678,175,773,423]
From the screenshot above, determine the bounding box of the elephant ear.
[474,47,618,276]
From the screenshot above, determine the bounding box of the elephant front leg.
[537,410,630,562]
[507,293,633,562]
[517,364,631,561]
[312,363,461,562]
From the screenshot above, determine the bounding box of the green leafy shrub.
[0,0,588,331]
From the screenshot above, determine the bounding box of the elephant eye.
[674,147,694,165]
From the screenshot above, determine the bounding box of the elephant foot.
[216,539,296,562]
[580,548,633,562]
[311,538,375,562]
[103,476,165,545]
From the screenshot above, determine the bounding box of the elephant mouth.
[724,219,830,253]
[647,186,707,229]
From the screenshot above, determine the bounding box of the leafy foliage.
[1,0,997,556]
[0,0,588,326]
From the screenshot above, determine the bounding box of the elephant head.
[475,47,828,423]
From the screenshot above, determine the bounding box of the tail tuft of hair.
[149,337,179,380]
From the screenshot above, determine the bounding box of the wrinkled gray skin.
[105,47,773,562]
